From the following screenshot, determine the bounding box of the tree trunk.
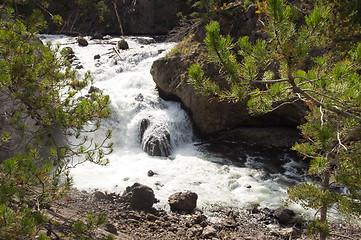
[319,169,330,240]
[112,0,124,35]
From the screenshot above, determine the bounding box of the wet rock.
[123,183,157,211]
[117,39,129,50]
[135,93,144,102]
[77,36,88,46]
[91,32,103,40]
[274,207,295,224]
[94,54,101,60]
[142,131,172,157]
[147,170,156,177]
[168,191,198,214]
[202,226,217,238]
[75,64,83,69]
[139,119,150,141]
[136,37,156,45]
[88,86,100,94]
[105,223,118,235]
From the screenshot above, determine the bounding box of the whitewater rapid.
[40,35,306,215]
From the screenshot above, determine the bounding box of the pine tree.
[189,0,361,239]
[0,6,113,239]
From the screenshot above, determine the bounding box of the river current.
[40,35,306,216]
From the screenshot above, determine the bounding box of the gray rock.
[168,191,198,214]
[94,54,101,60]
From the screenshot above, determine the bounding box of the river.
[40,34,306,216]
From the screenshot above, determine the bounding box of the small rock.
[117,39,129,50]
[88,86,100,94]
[135,93,144,102]
[147,170,156,177]
[94,54,101,60]
[202,226,217,238]
[105,223,118,235]
[77,36,88,46]
[75,65,83,69]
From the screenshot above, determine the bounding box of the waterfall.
[40,35,306,214]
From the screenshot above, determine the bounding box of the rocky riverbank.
[44,187,360,240]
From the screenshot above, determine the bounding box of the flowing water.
[40,35,306,215]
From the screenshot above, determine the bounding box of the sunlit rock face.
[151,4,307,135]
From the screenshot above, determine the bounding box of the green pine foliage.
[188,0,361,239]
[0,6,113,239]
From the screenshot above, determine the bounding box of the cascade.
[40,35,305,214]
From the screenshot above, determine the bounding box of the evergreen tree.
[0,6,113,239]
[189,0,361,239]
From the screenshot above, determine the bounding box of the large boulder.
[139,119,172,157]
[142,130,172,157]
[168,191,198,214]
[151,4,307,135]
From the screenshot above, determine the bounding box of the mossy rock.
[117,39,129,50]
